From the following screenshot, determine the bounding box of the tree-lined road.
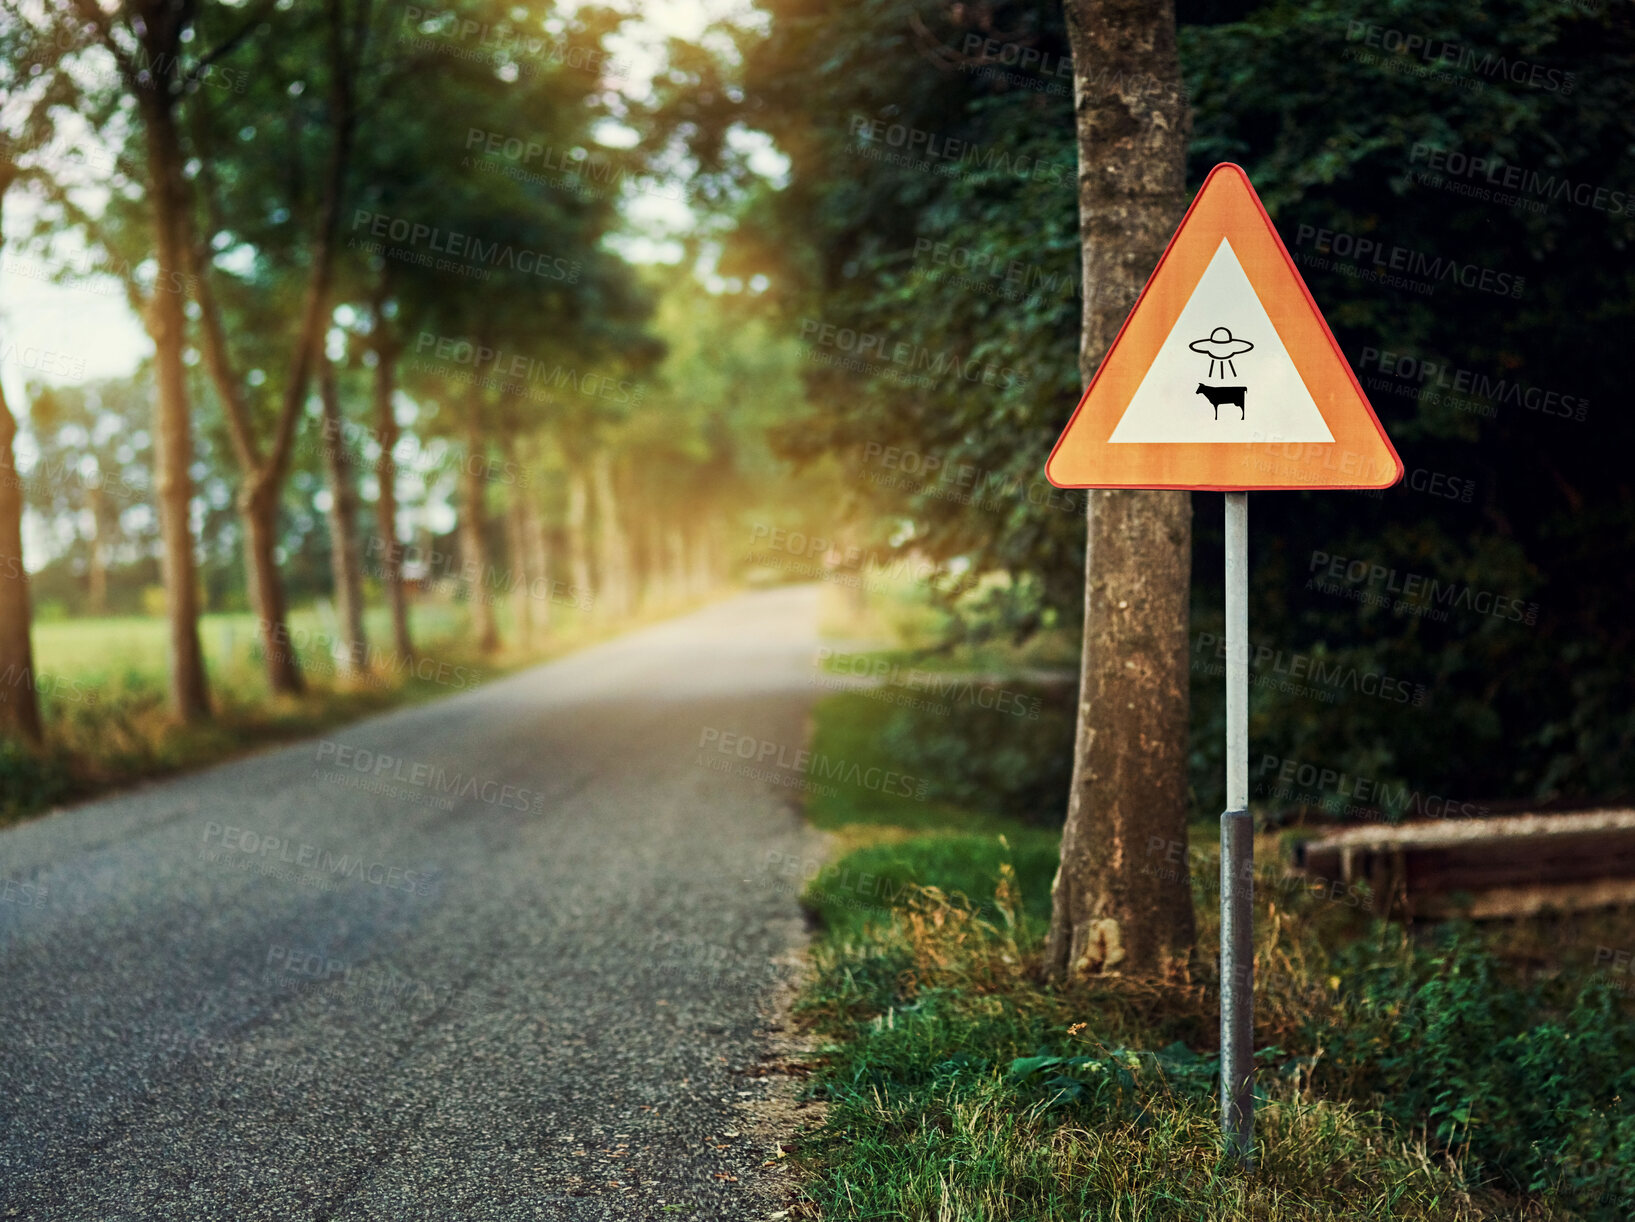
[0,587,826,1221]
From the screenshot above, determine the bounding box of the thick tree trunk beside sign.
[1045,0,1196,981]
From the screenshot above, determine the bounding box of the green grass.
[3,592,691,827]
[803,679,1077,830]
[816,576,1079,672]
[804,692,1032,838]
[29,603,469,687]
[793,832,1501,1220]
[797,686,1063,941]
[818,637,1079,677]
[788,687,1635,1220]
[800,832,1060,942]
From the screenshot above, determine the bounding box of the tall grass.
[794,849,1515,1220]
[789,732,1635,1219]
[792,606,1635,1218]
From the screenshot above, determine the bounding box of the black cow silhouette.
[1196,383,1246,420]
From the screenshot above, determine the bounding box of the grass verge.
[788,691,1635,1220]
[2,592,713,828]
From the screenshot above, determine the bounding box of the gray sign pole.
[1220,490,1254,1164]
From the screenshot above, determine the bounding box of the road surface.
[0,586,829,1221]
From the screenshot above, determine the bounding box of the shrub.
[875,680,1075,823]
[0,737,74,821]
[1309,927,1635,1217]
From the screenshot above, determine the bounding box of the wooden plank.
[1290,808,1635,918]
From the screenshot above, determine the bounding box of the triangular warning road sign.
[1046,163,1402,491]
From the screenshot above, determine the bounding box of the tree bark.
[183,0,358,696]
[690,520,715,597]
[524,480,551,631]
[1045,0,1196,982]
[235,480,301,692]
[666,525,687,606]
[0,377,42,744]
[137,87,211,722]
[591,451,629,617]
[459,394,500,653]
[689,523,709,598]
[370,287,413,662]
[241,478,303,693]
[506,475,533,649]
[65,0,210,719]
[643,520,668,609]
[318,350,368,677]
[641,520,663,608]
[565,467,593,609]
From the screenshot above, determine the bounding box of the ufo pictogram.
[1189,325,1254,379]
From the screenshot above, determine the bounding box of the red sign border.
[1045,162,1404,492]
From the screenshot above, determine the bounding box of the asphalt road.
[0,586,830,1221]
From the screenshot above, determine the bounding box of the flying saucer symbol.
[1189,325,1254,379]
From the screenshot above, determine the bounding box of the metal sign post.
[1220,490,1254,1163]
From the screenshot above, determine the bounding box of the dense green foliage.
[1313,929,1635,1212]
[735,0,1085,624]
[809,683,1077,825]
[733,0,1635,818]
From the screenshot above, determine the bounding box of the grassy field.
[3,592,699,827]
[786,592,1635,1220]
[29,603,469,688]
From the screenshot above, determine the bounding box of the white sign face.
[1108,238,1335,444]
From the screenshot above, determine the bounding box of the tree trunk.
[565,466,593,610]
[591,451,628,617]
[242,479,304,694]
[1045,0,1195,981]
[318,350,368,677]
[503,438,536,651]
[524,484,551,631]
[506,483,533,649]
[459,398,500,652]
[0,381,42,744]
[138,91,211,722]
[86,483,110,616]
[641,519,663,608]
[667,526,687,606]
[371,292,413,662]
[685,522,702,597]
[689,520,714,597]
[638,518,658,609]
[183,0,358,698]
[196,274,305,697]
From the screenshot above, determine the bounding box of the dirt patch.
[734,925,828,1220]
